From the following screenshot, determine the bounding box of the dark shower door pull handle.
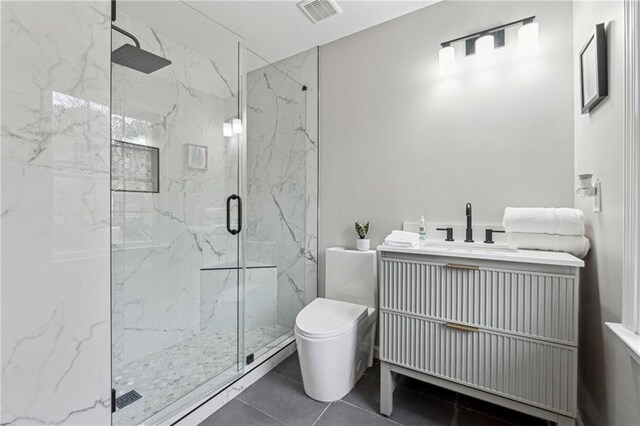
[226,194,242,235]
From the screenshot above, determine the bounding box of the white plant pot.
[356,239,370,251]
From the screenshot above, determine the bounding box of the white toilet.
[294,247,377,402]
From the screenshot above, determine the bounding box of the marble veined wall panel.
[246,47,318,329]
[1,1,112,424]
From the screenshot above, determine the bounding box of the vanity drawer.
[379,258,578,346]
[379,311,577,416]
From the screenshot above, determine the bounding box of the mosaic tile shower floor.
[113,325,290,425]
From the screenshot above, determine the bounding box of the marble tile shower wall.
[0,3,319,423]
[287,48,320,307]
[1,1,112,424]
[111,12,240,365]
[271,48,319,308]
[246,47,318,328]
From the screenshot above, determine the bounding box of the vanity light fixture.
[439,16,537,72]
[577,173,601,212]
[518,18,539,52]
[232,118,243,134]
[438,44,455,76]
[223,122,233,137]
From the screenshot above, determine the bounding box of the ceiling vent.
[297,0,343,24]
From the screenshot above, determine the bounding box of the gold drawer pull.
[445,322,479,332]
[446,263,479,270]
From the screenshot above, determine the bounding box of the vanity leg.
[556,415,576,426]
[380,361,396,416]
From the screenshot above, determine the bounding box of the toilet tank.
[325,247,377,308]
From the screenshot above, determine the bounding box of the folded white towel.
[384,230,419,242]
[384,230,419,248]
[502,207,585,236]
[383,241,419,248]
[507,232,590,258]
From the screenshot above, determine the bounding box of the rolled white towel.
[502,207,585,236]
[507,232,591,259]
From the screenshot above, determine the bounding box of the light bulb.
[232,118,242,134]
[475,34,495,68]
[476,35,494,62]
[518,21,539,53]
[439,45,455,76]
[223,122,232,137]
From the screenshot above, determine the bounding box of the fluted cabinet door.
[380,258,578,345]
[379,312,577,415]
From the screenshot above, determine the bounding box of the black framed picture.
[579,23,608,114]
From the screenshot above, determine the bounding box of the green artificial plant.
[355,221,370,239]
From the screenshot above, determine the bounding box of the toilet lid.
[295,298,367,338]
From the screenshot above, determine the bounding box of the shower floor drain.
[116,390,142,410]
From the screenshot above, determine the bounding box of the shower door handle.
[226,194,242,235]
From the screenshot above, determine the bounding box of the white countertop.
[377,240,584,268]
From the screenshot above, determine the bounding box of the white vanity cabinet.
[377,246,584,426]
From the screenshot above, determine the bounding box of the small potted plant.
[355,221,371,251]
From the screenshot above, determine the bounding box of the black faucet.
[465,203,473,242]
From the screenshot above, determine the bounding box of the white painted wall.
[573,2,640,424]
[319,1,574,293]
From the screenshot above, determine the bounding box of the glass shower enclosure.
[110,2,310,424]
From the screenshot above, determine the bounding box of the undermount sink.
[421,239,517,253]
[379,236,584,268]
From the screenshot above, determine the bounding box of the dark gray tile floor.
[200,353,549,426]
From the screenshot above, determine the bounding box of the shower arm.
[112,24,141,48]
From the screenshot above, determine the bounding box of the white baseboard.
[173,338,297,425]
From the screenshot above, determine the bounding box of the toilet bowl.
[295,248,377,402]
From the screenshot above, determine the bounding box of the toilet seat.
[295,298,367,339]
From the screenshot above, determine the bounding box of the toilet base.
[295,312,376,402]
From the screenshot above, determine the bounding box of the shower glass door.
[110,2,245,424]
[244,50,308,361]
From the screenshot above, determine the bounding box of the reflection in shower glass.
[110,2,244,424]
[111,140,159,193]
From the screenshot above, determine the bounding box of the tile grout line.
[451,392,458,426]
[235,397,286,425]
[453,400,522,426]
[270,369,303,385]
[271,370,306,387]
[385,376,458,406]
[338,399,404,426]
[311,401,332,426]
[450,405,459,426]
[454,389,525,425]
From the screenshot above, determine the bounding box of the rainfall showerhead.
[111,25,171,74]
[112,44,172,74]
